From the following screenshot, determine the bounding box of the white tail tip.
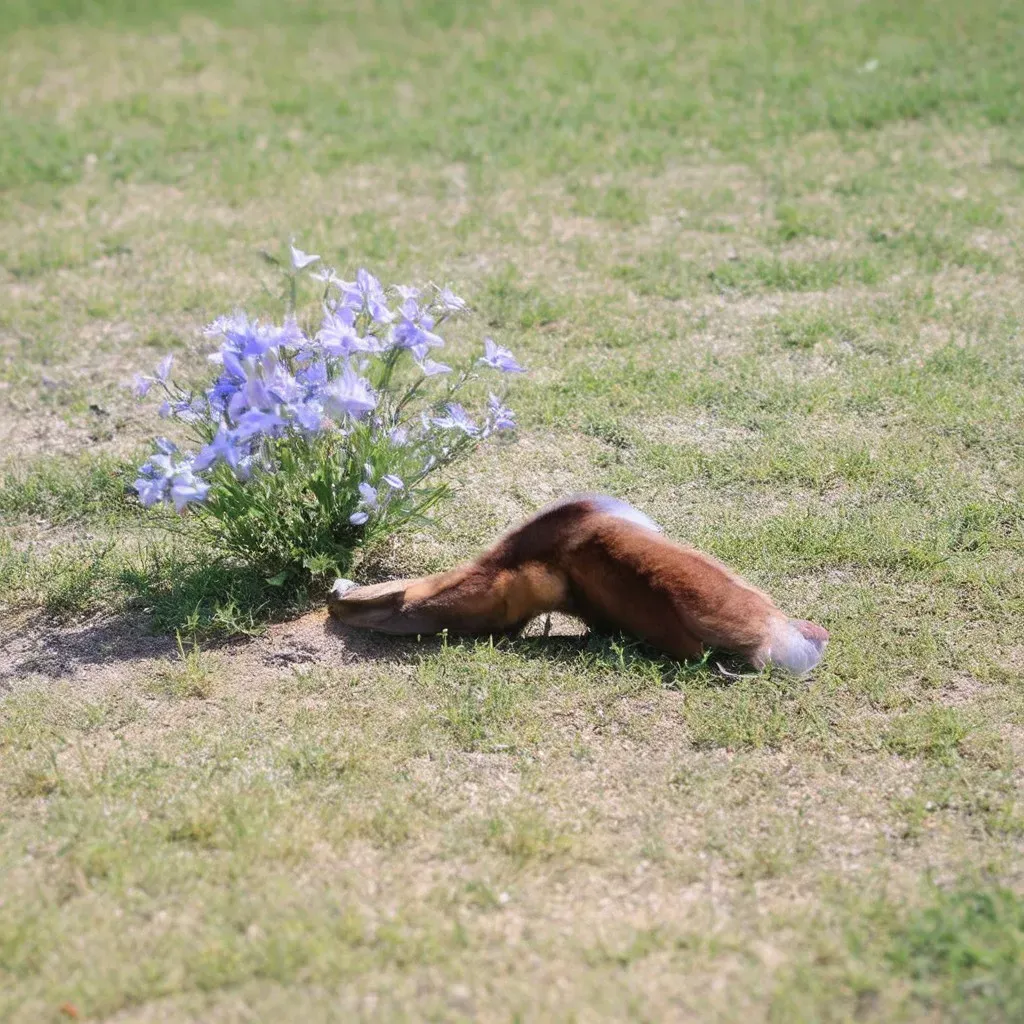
[764,619,829,675]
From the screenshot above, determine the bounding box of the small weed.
[483,808,574,865]
[12,765,63,800]
[149,633,218,699]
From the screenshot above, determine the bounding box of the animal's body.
[328,494,828,674]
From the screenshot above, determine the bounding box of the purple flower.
[487,393,516,432]
[389,426,409,446]
[216,315,303,362]
[325,296,358,323]
[339,268,392,323]
[296,359,328,390]
[324,364,377,421]
[169,468,210,512]
[164,397,206,424]
[438,286,466,312]
[155,354,174,381]
[358,481,379,508]
[290,243,321,270]
[235,409,286,440]
[311,266,340,286]
[134,444,210,512]
[433,403,478,435]
[242,374,276,413]
[194,427,244,471]
[382,474,404,491]
[215,347,247,382]
[393,316,444,360]
[133,355,174,398]
[204,312,248,338]
[267,371,303,408]
[143,453,174,478]
[417,357,451,376]
[479,337,525,373]
[288,400,324,432]
[133,475,167,507]
[395,285,421,301]
[348,477,379,526]
[317,312,371,358]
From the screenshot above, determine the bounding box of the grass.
[149,634,219,698]
[3,0,1024,1020]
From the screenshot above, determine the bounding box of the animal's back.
[553,510,780,660]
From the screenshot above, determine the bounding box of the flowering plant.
[132,244,523,586]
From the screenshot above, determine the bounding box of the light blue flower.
[290,243,321,270]
[358,481,379,508]
[324,364,377,420]
[194,427,244,471]
[133,475,167,507]
[382,474,404,491]
[433,403,478,435]
[417,357,452,376]
[155,354,174,381]
[311,266,339,286]
[169,467,210,512]
[133,355,174,398]
[288,400,324,432]
[339,268,392,323]
[479,337,525,373]
[296,359,328,390]
[349,477,379,526]
[437,286,466,312]
[393,315,444,360]
[163,397,206,424]
[235,409,286,440]
[317,312,371,358]
[134,443,210,512]
[487,393,516,432]
[204,312,248,338]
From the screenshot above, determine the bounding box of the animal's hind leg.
[328,560,567,637]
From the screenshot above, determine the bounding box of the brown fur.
[328,496,826,670]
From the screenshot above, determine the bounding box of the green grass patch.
[4,0,1024,1018]
[0,454,140,527]
[775,882,1024,1022]
[711,255,884,293]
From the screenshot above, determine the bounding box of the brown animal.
[328,494,828,674]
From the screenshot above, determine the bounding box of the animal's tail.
[755,618,829,674]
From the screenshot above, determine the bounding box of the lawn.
[2,0,1024,1020]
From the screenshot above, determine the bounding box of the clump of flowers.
[132,244,524,585]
